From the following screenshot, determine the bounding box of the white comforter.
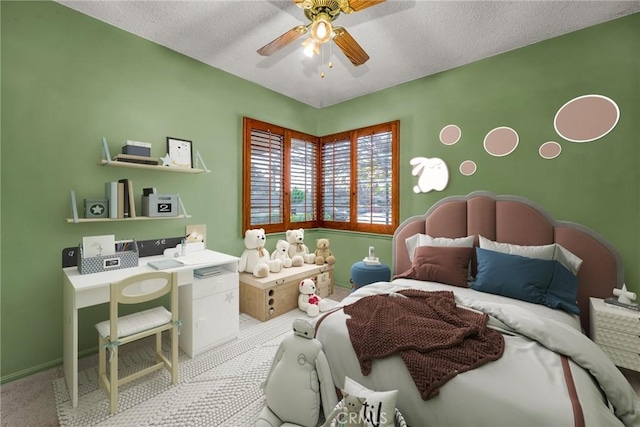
[316,279,640,427]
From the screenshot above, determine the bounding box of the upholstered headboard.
[392,191,624,336]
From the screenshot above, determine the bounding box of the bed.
[315,191,640,427]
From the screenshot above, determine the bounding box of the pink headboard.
[392,191,623,336]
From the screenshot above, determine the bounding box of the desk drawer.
[192,272,238,299]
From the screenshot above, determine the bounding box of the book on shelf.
[118,179,134,218]
[105,181,118,219]
[112,153,159,166]
[117,181,125,219]
[127,179,136,218]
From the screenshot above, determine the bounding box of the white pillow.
[343,376,398,427]
[478,236,583,275]
[406,233,475,262]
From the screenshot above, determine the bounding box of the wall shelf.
[67,137,205,223]
[100,137,210,173]
[68,190,190,223]
[66,214,191,224]
[99,159,208,174]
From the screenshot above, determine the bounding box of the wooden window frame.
[242,117,399,235]
[319,121,400,234]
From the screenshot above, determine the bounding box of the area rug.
[53,304,338,427]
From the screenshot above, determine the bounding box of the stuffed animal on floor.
[314,238,336,266]
[254,319,338,427]
[299,278,331,317]
[239,229,281,277]
[286,228,316,264]
[271,239,293,268]
[321,392,367,427]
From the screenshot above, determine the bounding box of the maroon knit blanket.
[344,290,505,400]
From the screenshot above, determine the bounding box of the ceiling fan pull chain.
[321,42,325,78]
[329,38,333,69]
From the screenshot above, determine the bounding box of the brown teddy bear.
[315,238,336,265]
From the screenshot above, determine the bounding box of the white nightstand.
[590,297,640,372]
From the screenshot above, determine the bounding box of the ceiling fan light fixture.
[302,37,320,57]
[310,13,333,44]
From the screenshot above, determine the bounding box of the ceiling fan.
[257,0,386,66]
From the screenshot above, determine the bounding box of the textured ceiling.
[55,1,640,108]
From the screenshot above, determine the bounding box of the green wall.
[0,1,320,382]
[1,0,638,382]
[320,13,640,295]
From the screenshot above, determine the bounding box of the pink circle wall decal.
[440,125,461,145]
[554,94,619,143]
[539,141,562,159]
[459,160,477,176]
[483,127,519,157]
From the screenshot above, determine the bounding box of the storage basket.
[78,241,139,274]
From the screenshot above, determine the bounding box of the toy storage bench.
[239,263,334,321]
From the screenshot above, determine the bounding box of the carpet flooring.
[53,308,319,426]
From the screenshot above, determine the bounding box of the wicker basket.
[328,399,407,427]
[78,241,139,274]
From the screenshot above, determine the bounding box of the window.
[321,122,399,234]
[243,119,318,234]
[289,131,317,227]
[242,118,399,235]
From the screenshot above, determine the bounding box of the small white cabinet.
[179,257,239,357]
[590,297,640,371]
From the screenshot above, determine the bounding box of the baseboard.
[1,357,62,385]
[1,346,99,385]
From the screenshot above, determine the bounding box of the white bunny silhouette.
[410,157,449,193]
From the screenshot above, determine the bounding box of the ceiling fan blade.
[342,0,385,13]
[333,27,369,66]
[257,25,308,56]
[291,0,312,9]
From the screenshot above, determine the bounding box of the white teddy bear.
[270,239,293,268]
[286,228,316,264]
[239,229,281,277]
[298,278,331,317]
[255,319,337,427]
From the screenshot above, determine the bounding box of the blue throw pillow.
[472,248,579,315]
[542,262,580,315]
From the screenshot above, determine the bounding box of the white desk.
[63,249,239,408]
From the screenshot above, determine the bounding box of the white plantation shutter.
[249,127,284,227]
[322,137,351,222]
[290,138,317,222]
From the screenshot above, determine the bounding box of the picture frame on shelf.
[166,137,193,169]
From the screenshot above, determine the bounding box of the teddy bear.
[286,228,316,264]
[254,318,338,427]
[298,278,331,317]
[315,238,336,266]
[321,392,367,427]
[238,229,281,277]
[270,239,293,268]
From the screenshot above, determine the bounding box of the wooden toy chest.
[239,263,334,321]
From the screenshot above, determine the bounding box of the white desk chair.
[95,271,180,414]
